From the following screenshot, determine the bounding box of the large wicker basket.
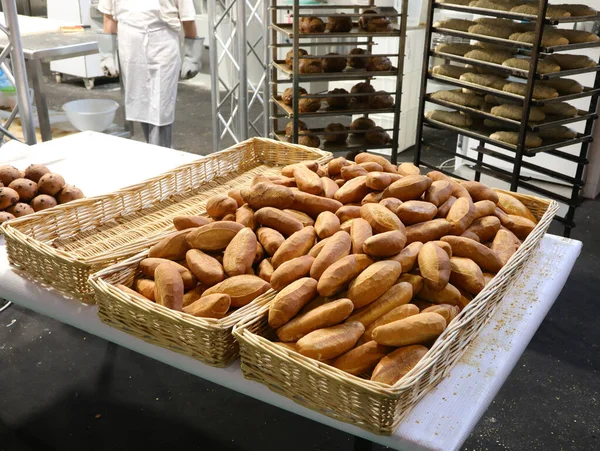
[89,250,275,366]
[1,138,330,304]
[233,190,558,435]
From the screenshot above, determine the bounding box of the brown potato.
[0,187,19,210]
[56,185,84,204]
[38,173,66,196]
[24,164,50,183]
[30,194,57,212]
[8,178,38,202]
[6,203,34,218]
[0,165,21,186]
[0,212,15,224]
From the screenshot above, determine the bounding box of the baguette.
[283,209,314,228]
[333,341,393,376]
[206,194,238,219]
[390,241,423,273]
[437,196,457,218]
[271,226,317,268]
[418,282,461,305]
[347,281,413,327]
[397,163,420,176]
[441,236,503,272]
[491,228,519,266]
[173,215,212,231]
[446,197,477,235]
[150,229,193,260]
[432,240,452,258]
[341,164,369,180]
[270,255,315,291]
[258,258,274,282]
[418,242,451,291]
[336,205,362,223]
[382,175,433,201]
[360,203,406,233]
[236,204,256,230]
[396,201,438,225]
[422,304,460,324]
[398,273,424,296]
[297,321,365,361]
[183,286,206,307]
[139,258,197,290]
[310,231,352,280]
[372,312,446,346]
[290,191,343,217]
[254,207,304,236]
[277,298,354,342]
[347,260,402,308]
[182,293,231,319]
[371,345,428,385]
[117,284,152,302]
[269,277,318,328]
[379,198,403,215]
[327,157,350,177]
[134,279,156,301]
[202,275,270,307]
[460,181,499,204]
[366,172,393,190]
[406,218,453,244]
[257,227,285,256]
[351,218,373,255]
[362,230,406,257]
[462,216,501,242]
[496,192,537,223]
[308,236,330,258]
[321,177,339,199]
[317,254,374,297]
[354,153,398,174]
[449,256,485,295]
[431,64,472,79]
[315,211,341,239]
[294,164,324,195]
[425,110,473,128]
[361,303,420,343]
[186,249,225,287]
[223,227,257,276]
[240,182,295,210]
[334,176,371,204]
[155,263,184,311]
[506,214,536,239]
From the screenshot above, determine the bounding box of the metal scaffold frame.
[208,0,270,152]
[0,0,35,145]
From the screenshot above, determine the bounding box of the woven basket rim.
[234,191,559,397]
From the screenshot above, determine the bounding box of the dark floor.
[1,74,599,451]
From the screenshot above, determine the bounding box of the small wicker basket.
[89,250,275,367]
[233,190,558,435]
[1,138,330,304]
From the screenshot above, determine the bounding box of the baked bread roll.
[297,130,321,148]
[466,64,509,78]
[327,14,353,33]
[509,31,569,47]
[371,345,428,385]
[285,48,308,67]
[323,123,348,142]
[298,94,321,113]
[502,82,559,99]
[474,41,518,54]
[350,117,376,135]
[503,57,561,74]
[468,23,513,39]
[364,126,391,145]
[299,58,322,74]
[474,17,519,30]
[483,118,512,129]
[369,91,394,109]
[366,56,392,72]
[459,73,507,90]
[510,5,571,18]
[438,0,471,5]
[347,48,370,69]
[285,120,308,136]
[464,49,514,65]
[282,86,307,105]
[358,9,392,32]
[300,16,325,33]
[326,88,350,109]
[559,4,597,17]
[546,54,597,70]
[425,110,473,128]
[555,29,599,44]
[490,131,542,148]
[540,78,583,95]
[350,82,376,104]
[541,102,578,118]
[433,18,475,32]
[491,104,546,121]
[484,94,508,105]
[322,53,346,73]
[432,64,472,79]
[539,126,577,141]
[430,89,485,108]
[434,43,474,56]
[468,0,512,11]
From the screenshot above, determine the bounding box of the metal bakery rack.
[269,0,408,162]
[414,0,600,236]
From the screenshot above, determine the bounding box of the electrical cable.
[0,299,12,313]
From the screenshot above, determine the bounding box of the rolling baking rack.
[269,0,408,163]
[414,0,600,237]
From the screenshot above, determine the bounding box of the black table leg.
[354,436,373,451]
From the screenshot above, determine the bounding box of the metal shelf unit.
[269,0,408,162]
[414,0,600,237]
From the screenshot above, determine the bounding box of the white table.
[0,134,582,451]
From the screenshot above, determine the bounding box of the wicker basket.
[89,250,275,366]
[1,138,330,304]
[233,190,558,435]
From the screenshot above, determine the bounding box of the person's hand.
[97,33,119,77]
[181,37,203,80]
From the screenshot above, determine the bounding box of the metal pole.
[238,0,248,141]
[2,0,36,145]
[390,0,408,164]
[208,0,220,151]
[291,0,299,144]
[262,0,270,138]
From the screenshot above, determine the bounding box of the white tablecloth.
[0,133,582,450]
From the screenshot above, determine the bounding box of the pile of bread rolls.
[438,1,596,19]
[0,164,84,224]
[286,48,394,75]
[299,9,393,35]
[119,154,538,385]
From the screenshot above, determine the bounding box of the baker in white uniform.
[97,0,202,148]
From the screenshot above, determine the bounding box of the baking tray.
[272,96,395,118]
[273,128,395,153]
[272,60,399,82]
[271,23,402,39]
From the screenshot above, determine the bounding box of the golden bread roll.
[474,17,519,29]
[371,345,428,385]
[490,104,546,122]
[509,31,569,47]
[559,29,599,44]
[425,110,472,128]
[434,43,474,56]
[506,214,536,239]
[459,72,507,90]
[430,90,485,108]
[297,321,365,361]
[541,102,578,117]
[369,91,394,109]
[433,18,476,32]
[317,254,373,297]
[559,4,597,17]
[298,95,321,113]
[547,54,596,70]
[358,9,392,32]
[418,282,461,306]
[322,53,347,73]
[464,48,514,65]
[285,48,308,67]
[422,304,460,324]
[372,312,447,347]
[540,78,582,95]
[299,16,325,33]
[502,82,558,99]
[297,130,321,148]
[299,58,322,74]
[285,119,308,137]
[490,131,542,148]
[438,0,471,4]
[350,117,376,135]
[276,298,354,342]
[182,293,231,319]
[449,256,485,295]
[468,23,513,39]
[323,123,348,143]
[347,48,370,68]
[419,242,451,291]
[326,88,349,109]
[510,4,571,18]
[268,277,318,328]
[333,341,393,375]
[326,14,353,32]
[539,126,577,141]
[364,127,391,145]
[432,64,472,79]
[366,56,393,72]
[282,86,307,106]
[346,281,413,328]
[441,235,504,272]
[347,260,402,308]
[502,57,561,74]
[473,41,519,54]
[491,228,519,266]
[468,0,510,11]
[361,304,419,343]
[497,191,537,223]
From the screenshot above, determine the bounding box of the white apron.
[115,0,181,126]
